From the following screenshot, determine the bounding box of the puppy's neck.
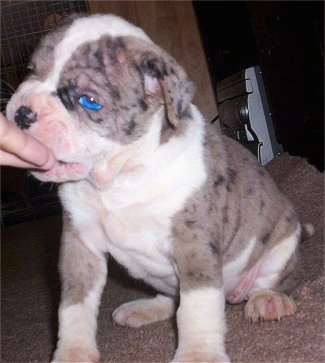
[88,107,166,190]
[88,105,205,192]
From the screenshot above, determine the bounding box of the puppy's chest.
[63,182,185,293]
[61,135,207,292]
[102,202,180,293]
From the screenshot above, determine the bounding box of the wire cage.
[0,0,89,226]
[1,0,89,112]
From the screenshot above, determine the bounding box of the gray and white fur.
[6,14,311,363]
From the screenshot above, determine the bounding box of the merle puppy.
[6,14,310,363]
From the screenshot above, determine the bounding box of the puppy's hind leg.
[244,223,301,323]
[112,294,175,328]
[52,227,107,363]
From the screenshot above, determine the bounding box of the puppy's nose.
[14,105,37,129]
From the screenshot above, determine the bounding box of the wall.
[87,0,218,122]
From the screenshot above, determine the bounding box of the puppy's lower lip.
[57,160,82,168]
[35,160,69,172]
[58,160,80,166]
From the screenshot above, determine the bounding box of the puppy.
[7,14,309,363]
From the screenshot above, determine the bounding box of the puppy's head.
[6,14,195,183]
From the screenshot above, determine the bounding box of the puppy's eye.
[78,95,103,110]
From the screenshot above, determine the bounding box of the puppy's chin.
[31,160,90,183]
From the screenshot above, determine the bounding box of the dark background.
[193,1,324,171]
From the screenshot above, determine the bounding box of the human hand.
[0,112,56,169]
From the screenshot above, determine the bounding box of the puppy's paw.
[52,344,100,363]
[112,295,174,328]
[245,290,296,323]
[171,348,230,363]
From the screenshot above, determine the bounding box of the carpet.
[1,153,324,362]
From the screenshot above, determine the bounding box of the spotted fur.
[6,14,309,363]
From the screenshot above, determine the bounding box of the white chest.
[104,207,179,294]
[62,188,180,294]
[60,165,206,295]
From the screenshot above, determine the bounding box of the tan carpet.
[1,153,324,362]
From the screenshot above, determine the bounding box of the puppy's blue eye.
[78,95,102,110]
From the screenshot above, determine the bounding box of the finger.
[18,138,57,169]
[0,150,45,168]
[0,114,56,169]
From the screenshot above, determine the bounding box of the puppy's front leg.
[52,223,107,363]
[172,240,229,363]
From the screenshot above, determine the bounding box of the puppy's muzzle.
[14,105,37,130]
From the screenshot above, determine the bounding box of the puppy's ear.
[139,51,195,127]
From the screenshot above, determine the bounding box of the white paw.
[112,296,174,328]
[52,344,100,363]
[112,300,160,328]
[245,290,296,323]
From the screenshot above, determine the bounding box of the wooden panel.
[87,0,218,122]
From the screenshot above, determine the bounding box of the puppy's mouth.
[57,160,78,167]
[31,159,89,182]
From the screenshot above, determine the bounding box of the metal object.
[217,66,283,165]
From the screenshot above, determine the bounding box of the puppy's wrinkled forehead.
[19,13,194,145]
[31,14,152,88]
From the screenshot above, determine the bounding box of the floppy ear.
[139,50,196,127]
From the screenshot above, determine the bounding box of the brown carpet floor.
[1,153,324,362]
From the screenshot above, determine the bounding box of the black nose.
[14,105,37,129]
